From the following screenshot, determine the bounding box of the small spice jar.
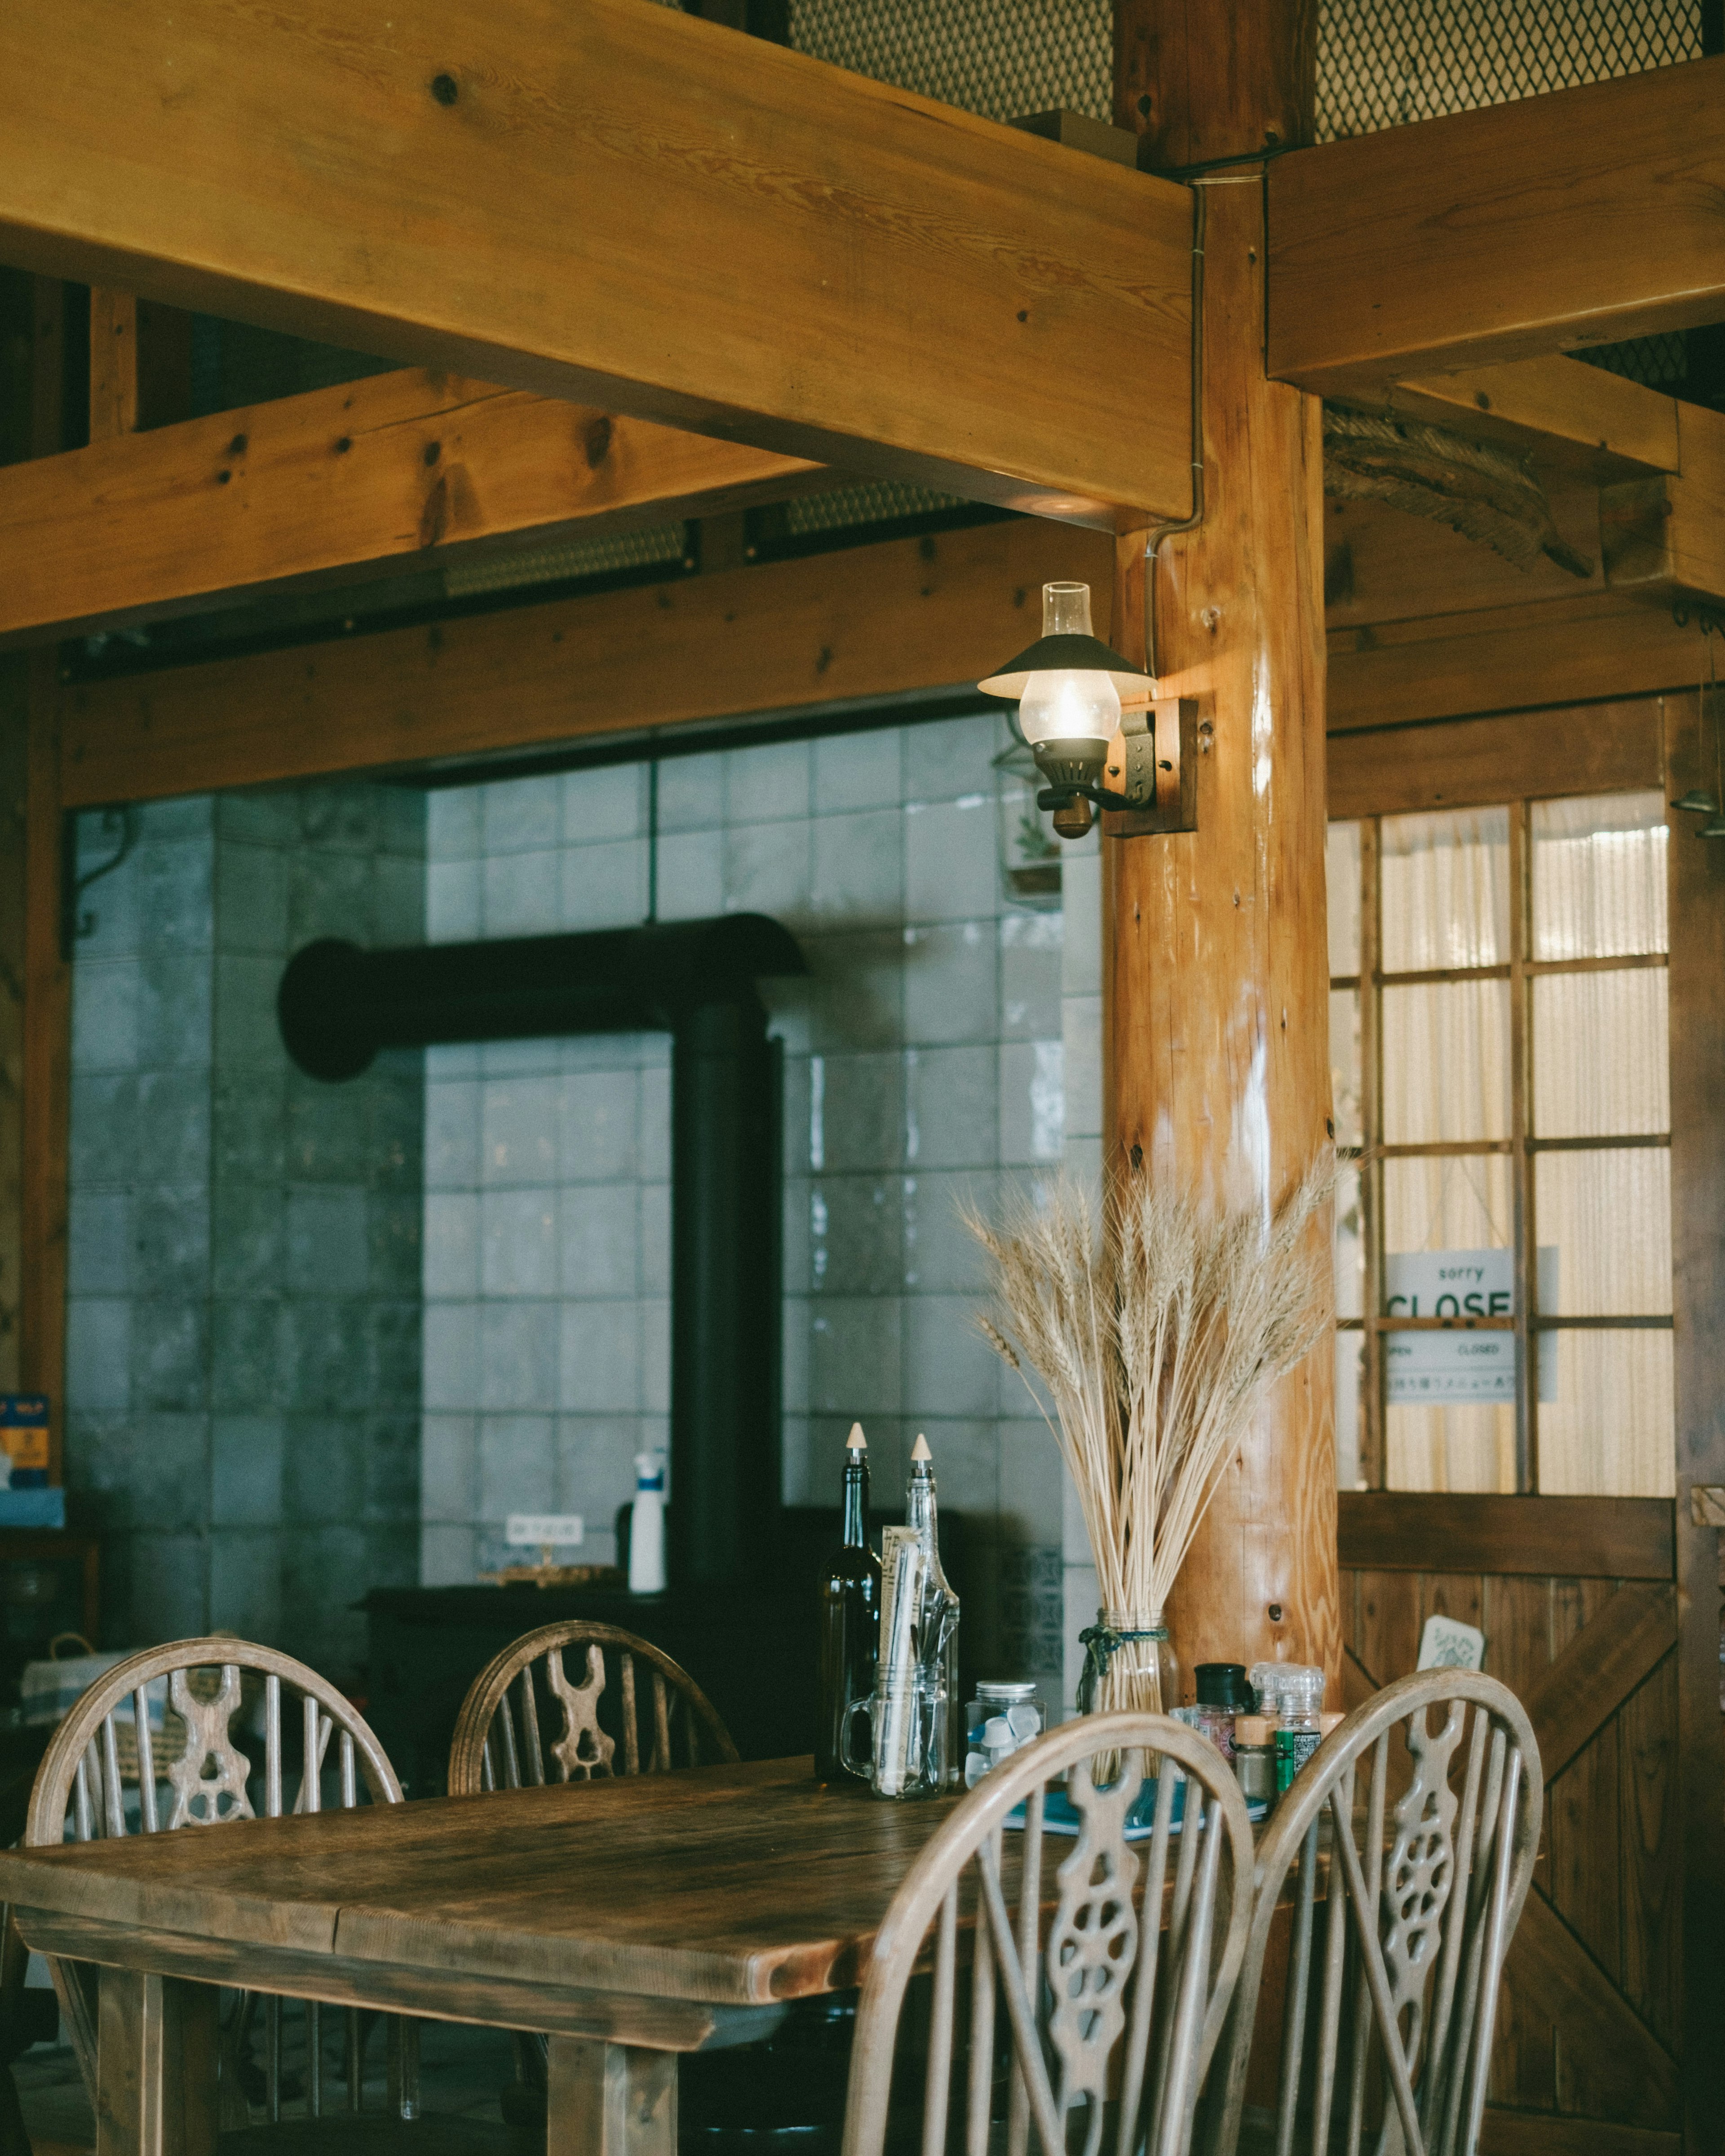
[1191,1662,1252,1763]
[1272,1669,1326,1796]
[1232,1714,1276,1807]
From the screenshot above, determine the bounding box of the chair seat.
[219,2116,534,2154]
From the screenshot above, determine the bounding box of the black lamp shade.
[978,631,1156,702]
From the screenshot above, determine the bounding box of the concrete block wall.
[63,782,425,1679]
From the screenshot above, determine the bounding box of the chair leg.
[0,2060,29,2156]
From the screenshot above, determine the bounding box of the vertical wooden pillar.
[1665,687,1725,2139]
[1106,2,1338,1695]
[20,651,68,1470]
[14,282,74,1468]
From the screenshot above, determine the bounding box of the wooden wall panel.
[1336,1493,1674,1579]
[1327,699,1665,822]
[1341,1556,1682,2134]
[1618,1653,1681,2051]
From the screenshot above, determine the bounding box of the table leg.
[95,1967,219,2156]
[546,2037,677,2156]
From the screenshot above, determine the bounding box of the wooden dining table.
[0,1756,967,2156]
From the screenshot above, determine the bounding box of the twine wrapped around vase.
[1077,1610,1177,1718]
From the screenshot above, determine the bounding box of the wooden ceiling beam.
[0,367,828,646]
[1269,54,1725,397]
[53,519,1117,809]
[1384,357,1681,485]
[0,0,1193,528]
[53,502,1708,815]
[1601,403,1725,610]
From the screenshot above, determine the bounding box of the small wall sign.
[1417,1613,1486,1672]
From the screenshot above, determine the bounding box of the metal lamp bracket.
[1101,698,1200,838]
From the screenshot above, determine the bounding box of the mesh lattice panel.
[783,482,968,537]
[1317,0,1701,139]
[442,525,688,601]
[1573,333,1691,392]
[787,0,1111,121]
[787,0,1701,139]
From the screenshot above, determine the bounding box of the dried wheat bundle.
[966,1156,1335,1714]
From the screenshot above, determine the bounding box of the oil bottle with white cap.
[903,1433,962,1790]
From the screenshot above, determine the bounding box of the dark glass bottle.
[816,1431,882,1783]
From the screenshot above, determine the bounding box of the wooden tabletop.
[0,1758,964,2014]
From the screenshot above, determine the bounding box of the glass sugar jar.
[963,1681,1045,1786]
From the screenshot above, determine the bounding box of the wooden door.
[1339,1490,1681,2154]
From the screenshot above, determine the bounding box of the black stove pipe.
[278,915,805,1589]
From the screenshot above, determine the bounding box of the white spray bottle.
[628,1450,667,1594]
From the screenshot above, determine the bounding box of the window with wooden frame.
[1329,792,1673,1497]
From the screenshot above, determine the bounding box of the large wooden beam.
[0,0,1193,528]
[53,504,1705,813]
[53,520,1116,808]
[0,368,826,644]
[1327,591,1703,733]
[1268,55,1725,397]
[1386,357,1681,485]
[0,345,1688,648]
[1601,403,1725,609]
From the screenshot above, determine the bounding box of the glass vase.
[1077,1608,1180,1719]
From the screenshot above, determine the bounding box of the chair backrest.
[842,1711,1256,2156]
[446,1620,738,1796]
[1203,1669,1543,2156]
[23,1636,410,2129]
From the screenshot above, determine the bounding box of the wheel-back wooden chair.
[447,1623,739,2137]
[1202,1669,1543,2156]
[446,1621,738,1796]
[16,1636,516,2150]
[842,1710,1256,2156]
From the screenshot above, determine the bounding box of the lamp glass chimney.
[1015,583,1121,751]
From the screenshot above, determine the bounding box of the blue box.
[0,1487,65,1529]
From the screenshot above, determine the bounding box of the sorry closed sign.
[1383,1248,1558,1404]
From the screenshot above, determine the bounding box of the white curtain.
[1331,793,1672,1497]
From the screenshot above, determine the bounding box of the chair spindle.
[133,1688,159,1833]
[264,1673,282,1819]
[518,1669,546,1786]
[620,1655,641,1775]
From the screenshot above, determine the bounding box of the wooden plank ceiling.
[0,0,1195,527]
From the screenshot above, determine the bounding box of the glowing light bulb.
[1017,667,1121,750]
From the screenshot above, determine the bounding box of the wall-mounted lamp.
[979,581,1197,843]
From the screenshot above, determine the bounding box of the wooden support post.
[94,1967,219,2156]
[546,2038,677,2156]
[88,290,138,441]
[21,652,67,1478]
[1106,2,1339,1697]
[1665,687,1725,2141]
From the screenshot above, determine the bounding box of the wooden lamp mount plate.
[1099,696,1202,838]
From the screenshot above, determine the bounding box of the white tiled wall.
[418,716,1092,1677]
